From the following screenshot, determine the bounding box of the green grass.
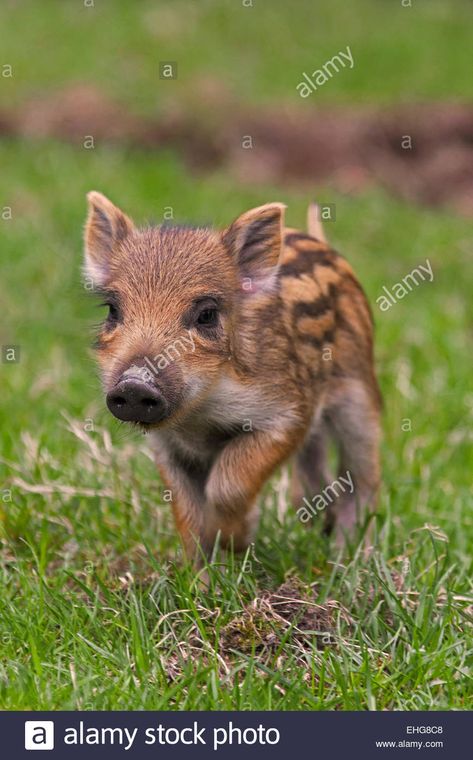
[1,141,472,710]
[1,0,473,112]
[1,0,473,711]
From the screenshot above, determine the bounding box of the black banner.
[3,711,465,759]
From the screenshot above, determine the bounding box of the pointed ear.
[83,191,134,288]
[222,203,286,282]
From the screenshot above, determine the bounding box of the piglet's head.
[83,191,285,428]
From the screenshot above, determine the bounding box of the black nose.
[106,377,167,424]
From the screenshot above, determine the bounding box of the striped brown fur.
[84,194,381,562]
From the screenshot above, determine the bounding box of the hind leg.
[326,378,381,546]
[291,424,332,511]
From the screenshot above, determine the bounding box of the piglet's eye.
[103,302,120,323]
[196,307,218,327]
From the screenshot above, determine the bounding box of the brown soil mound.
[220,578,348,653]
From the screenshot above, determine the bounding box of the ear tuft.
[223,203,286,282]
[83,191,134,288]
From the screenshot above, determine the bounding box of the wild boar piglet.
[84,193,381,561]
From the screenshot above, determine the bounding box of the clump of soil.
[220,578,347,653]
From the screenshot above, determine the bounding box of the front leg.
[203,428,302,552]
[153,442,209,562]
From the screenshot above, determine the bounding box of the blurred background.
[0,0,472,710]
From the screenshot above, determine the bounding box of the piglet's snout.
[106,375,167,424]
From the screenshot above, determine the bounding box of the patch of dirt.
[152,577,351,689]
[15,85,143,143]
[11,84,225,167]
[220,578,349,653]
[223,102,473,215]
[5,84,473,214]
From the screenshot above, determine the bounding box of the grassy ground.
[1,1,472,710]
[1,0,473,110]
